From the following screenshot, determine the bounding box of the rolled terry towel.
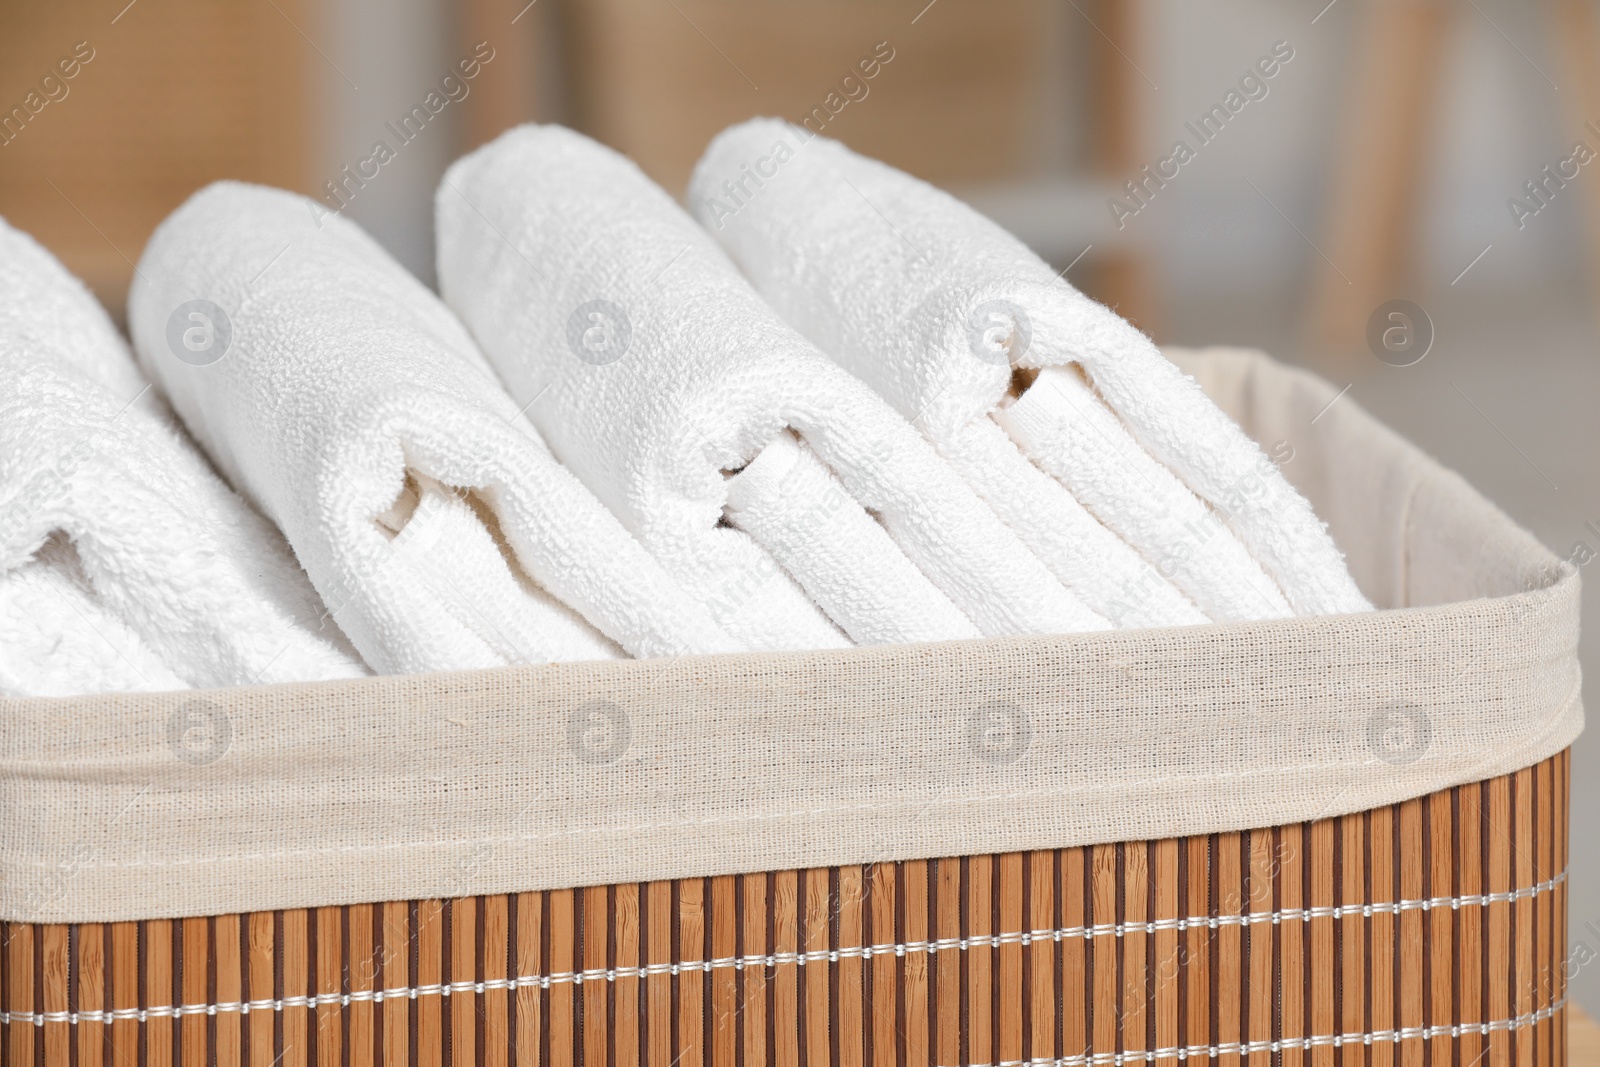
[436,124,1106,650]
[692,120,1372,622]
[129,182,734,675]
[0,217,364,696]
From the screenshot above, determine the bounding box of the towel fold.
[994,365,1293,620]
[129,182,733,675]
[436,124,1107,651]
[0,535,188,696]
[0,217,365,696]
[691,120,1371,620]
[723,433,982,645]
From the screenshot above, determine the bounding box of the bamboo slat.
[581,888,606,1067]
[611,885,638,1067]
[679,880,705,1067]
[319,904,345,1067]
[146,919,173,1067]
[1180,837,1209,1067]
[2,752,1570,1067]
[515,892,542,1067]
[282,909,310,1067]
[997,853,1024,1067]
[1216,833,1244,1067]
[1246,831,1273,1067]
[741,873,770,1067]
[1029,851,1056,1067]
[1370,807,1397,1067]
[1515,767,1537,1067]
[1489,776,1514,1067]
[381,901,409,1067]
[248,911,275,1067]
[347,904,376,1067]
[934,859,960,1067]
[967,853,994,1067]
[1280,825,1305,1067]
[771,872,798,1067]
[1460,785,1486,1067]
[1399,799,1425,1067]
[1122,843,1149,1067]
[868,864,896,1067]
[900,861,929,1067]
[1339,816,1365,1067]
[1090,844,1119,1067]
[78,923,105,1067]
[41,925,69,1067]
[710,876,737,1067]
[547,891,575,1067]
[1430,790,1457,1067]
[1152,840,1179,1067]
[1309,820,1335,1067]
[179,917,208,1067]
[42,925,69,1067]
[110,921,138,1067]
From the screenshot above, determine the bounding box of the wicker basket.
[0,750,1569,1067]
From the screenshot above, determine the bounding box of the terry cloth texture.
[129,182,733,675]
[690,120,1371,626]
[435,124,1106,651]
[0,216,364,696]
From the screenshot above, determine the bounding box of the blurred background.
[2,0,1596,1014]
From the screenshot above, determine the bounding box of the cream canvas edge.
[0,347,1582,925]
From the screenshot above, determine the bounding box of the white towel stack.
[129,182,734,675]
[691,120,1372,622]
[436,124,1107,650]
[0,217,365,696]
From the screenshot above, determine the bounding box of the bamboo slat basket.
[0,751,1570,1067]
[0,350,1581,1067]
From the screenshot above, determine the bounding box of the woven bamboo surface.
[0,749,1569,1067]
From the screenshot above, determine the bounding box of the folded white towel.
[436,124,1107,651]
[129,182,733,675]
[723,433,981,645]
[691,120,1371,620]
[0,218,365,695]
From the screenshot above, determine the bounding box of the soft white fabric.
[723,433,981,645]
[0,535,187,696]
[995,366,1292,619]
[129,182,733,675]
[436,124,1106,652]
[691,120,1372,620]
[0,217,364,695]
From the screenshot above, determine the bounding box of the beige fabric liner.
[0,348,1582,924]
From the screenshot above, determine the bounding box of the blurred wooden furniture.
[0,0,316,319]
[559,0,1048,195]
[1082,0,1158,330]
[1310,0,1600,351]
[455,0,564,150]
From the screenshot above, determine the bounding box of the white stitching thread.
[961,1001,1567,1066]
[0,871,1566,1027]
